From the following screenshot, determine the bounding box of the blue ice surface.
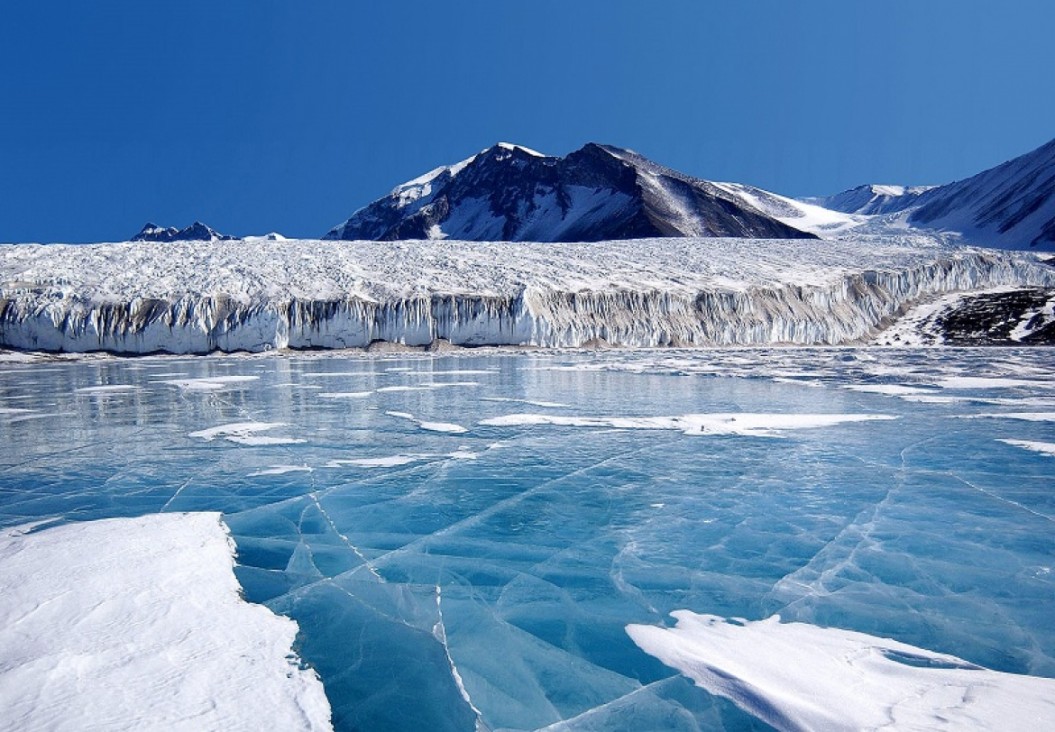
[1,347,1054,731]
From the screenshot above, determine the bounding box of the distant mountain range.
[132,222,236,242]
[134,136,1055,250]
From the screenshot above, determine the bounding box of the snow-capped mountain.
[809,184,935,216]
[908,138,1055,249]
[132,222,236,242]
[816,138,1055,249]
[324,143,816,242]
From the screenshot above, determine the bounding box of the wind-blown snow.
[627,611,1055,732]
[2,235,1052,354]
[0,513,332,732]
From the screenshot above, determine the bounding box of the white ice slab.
[627,611,1055,732]
[0,513,332,731]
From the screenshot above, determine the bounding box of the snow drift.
[1,236,1052,354]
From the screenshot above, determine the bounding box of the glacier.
[1,235,1053,354]
[2,348,1055,731]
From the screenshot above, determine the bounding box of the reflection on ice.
[1,347,1054,731]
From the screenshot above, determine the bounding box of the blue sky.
[2,0,1053,242]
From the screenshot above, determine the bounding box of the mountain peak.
[492,142,546,157]
[131,222,236,242]
[325,143,815,242]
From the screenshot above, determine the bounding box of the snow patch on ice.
[248,464,314,477]
[386,410,469,434]
[844,384,937,396]
[999,439,1055,457]
[627,611,1055,732]
[74,384,140,394]
[159,375,260,391]
[481,396,570,408]
[190,421,306,445]
[968,412,1055,422]
[0,513,332,731]
[326,455,426,468]
[480,412,896,437]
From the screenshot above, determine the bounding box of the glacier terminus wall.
[1,237,1053,354]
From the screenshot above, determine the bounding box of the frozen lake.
[2,348,1054,730]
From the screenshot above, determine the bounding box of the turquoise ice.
[1,348,1053,731]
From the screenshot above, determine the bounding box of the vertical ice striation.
[1,237,1052,354]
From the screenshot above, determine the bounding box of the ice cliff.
[1,236,1052,354]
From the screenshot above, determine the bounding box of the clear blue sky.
[2,0,1053,242]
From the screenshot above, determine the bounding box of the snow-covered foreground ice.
[0,513,332,732]
[1,236,1053,352]
[1,348,1054,731]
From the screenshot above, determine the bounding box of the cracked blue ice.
[1,349,1054,731]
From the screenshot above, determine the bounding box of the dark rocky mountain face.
[324,143,816,242]
[132,222,235,242]
[936,288,1055,345]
